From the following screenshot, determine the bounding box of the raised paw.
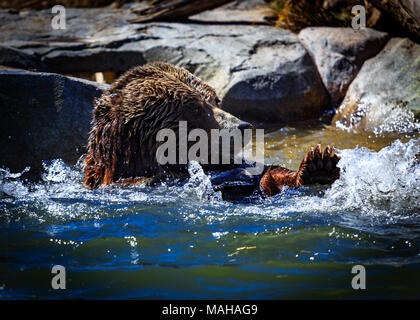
[297,144,340,186]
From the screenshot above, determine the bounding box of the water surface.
[1,126,419,299]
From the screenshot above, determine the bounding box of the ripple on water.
[1,136,420,299]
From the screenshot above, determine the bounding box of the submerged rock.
[0,7,328,124]
[0,69,108,178]
[299,27,389,107]
[333,38,420,133]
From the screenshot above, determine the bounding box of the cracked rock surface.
[0,7,328,123]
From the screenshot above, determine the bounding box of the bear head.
[84,62,251,189]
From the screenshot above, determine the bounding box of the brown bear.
[84,62,250,189]
[84,62,340,196]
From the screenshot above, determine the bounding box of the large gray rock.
[299,27,389,107]
[0,69,108,177]
[0,8,328,124]
[332,38,420,133]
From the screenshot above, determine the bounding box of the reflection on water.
[0,127,420,299]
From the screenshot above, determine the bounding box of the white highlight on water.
[1,139,419,225]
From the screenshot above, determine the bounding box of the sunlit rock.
[333,38,420,134]
[299,27,389,107]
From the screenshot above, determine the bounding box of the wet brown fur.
[84,62,223,189]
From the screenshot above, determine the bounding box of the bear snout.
[213,107,252,132]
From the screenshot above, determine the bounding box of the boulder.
[299,27,389,107]
[0,7,328,124]
[371,0,420,42]
[332,38,420,133]
[219,36,328,123]
[0,46,46,71]
[0,69,108,178]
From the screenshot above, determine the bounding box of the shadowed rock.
[371,0,420,42]
[0,46,46,71]
[0,68,109,178]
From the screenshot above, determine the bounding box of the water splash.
[336,97,420,134]
[0,166,31,199]
[1,140,419,226]
[179,160,222,202]
[263,138,420,221]
[325,138,420,215]
[42,159,77,183]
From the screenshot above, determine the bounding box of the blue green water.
[1,137,419,299]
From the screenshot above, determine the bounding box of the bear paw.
[297,144,340,186]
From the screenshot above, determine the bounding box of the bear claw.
[298,144,341,186]
[259,144,341,196]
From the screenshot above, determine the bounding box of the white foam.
[179,160,223,202]
[1,139,419,224]
[336,97,420,134]
[325,138,420,215]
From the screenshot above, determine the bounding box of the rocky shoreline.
[0,0,419,177]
